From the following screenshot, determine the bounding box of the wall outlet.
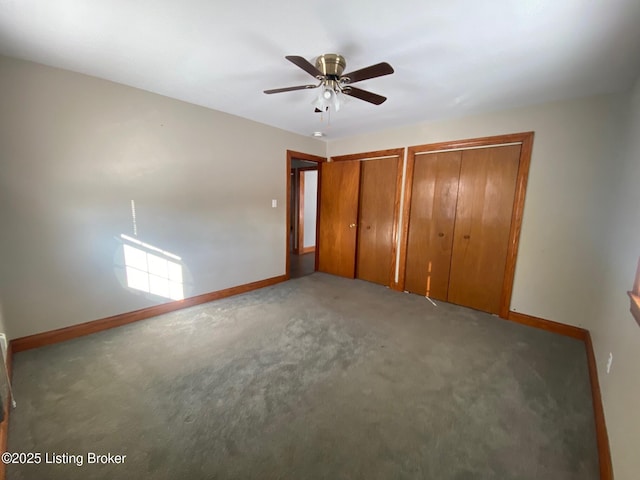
[606,352,613,374]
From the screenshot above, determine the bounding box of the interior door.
[318,160,361,278]
[404,151,461,299]
[447,145,521,314]
[356,157,400,286]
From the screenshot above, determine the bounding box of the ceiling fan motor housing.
[315,54,346,79]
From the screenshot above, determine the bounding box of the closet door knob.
[349,223,356,228]
[463,234,471,239]
[438,232,444,237]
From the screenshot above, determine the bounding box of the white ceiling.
[1,0,640,140]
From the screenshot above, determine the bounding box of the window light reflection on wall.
[121,234,184,301]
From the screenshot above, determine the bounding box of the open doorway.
[286,151,325,279]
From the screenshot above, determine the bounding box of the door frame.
[286,150,326,280]
[397,132,534,319]
[329,148,405,287]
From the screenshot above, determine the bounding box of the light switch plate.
[272,199,277,208]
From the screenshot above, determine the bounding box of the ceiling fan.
[264,54,394,112]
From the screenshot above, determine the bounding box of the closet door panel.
[356,157,399,286]
[318,160,361,278]
[404,152,461,299]
[448,145,520,314]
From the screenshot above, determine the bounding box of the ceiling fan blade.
[343,86,387,105]
[342,62,394,84]
[285,55,323,78]
[264,84,318,94]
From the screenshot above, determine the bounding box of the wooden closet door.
[356,157,400,286]
[404,151,461,299]
[318,160,361,278]
[448,145,521,314]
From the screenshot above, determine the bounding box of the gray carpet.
[7,273,599,479]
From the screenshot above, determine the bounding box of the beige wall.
[591,76,640,479]
[0,56,324,339]
[2,53,638,476]
[328,94,627,331]
[329,90,639,478]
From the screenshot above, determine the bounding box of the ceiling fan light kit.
[312,83,346,113]
[264,53,394,114]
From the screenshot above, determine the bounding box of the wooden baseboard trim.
[584,331,614,479]
[1,275,287,479]
[2,294,613,480]
[507,311,588,340]
[0,342,13,480]
[301,246,316,254]
[508,310,612,478]
[10,275,287,353]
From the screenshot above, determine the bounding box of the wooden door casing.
[286,150,326,280]
[316,134,532,318]
[356,157,400,286]
[381,132,533,317]
[447,144,521,314]
[404,151,461,299]
[317,160,361,278]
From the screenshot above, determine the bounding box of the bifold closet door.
[318,160,361,278]
[448,145,521,314]
[404,151,461,299]
[356,157,400,286]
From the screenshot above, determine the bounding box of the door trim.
[330,148,404,163]
[286,150,326,280]
[331,149,405,287]
[398,132,534,318]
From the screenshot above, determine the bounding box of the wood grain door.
[404,151,461,299]
[448,145,521,314]
[318,160,361,278]
[356,157,400,286]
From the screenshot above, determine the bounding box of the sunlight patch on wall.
[121,234,184,301]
